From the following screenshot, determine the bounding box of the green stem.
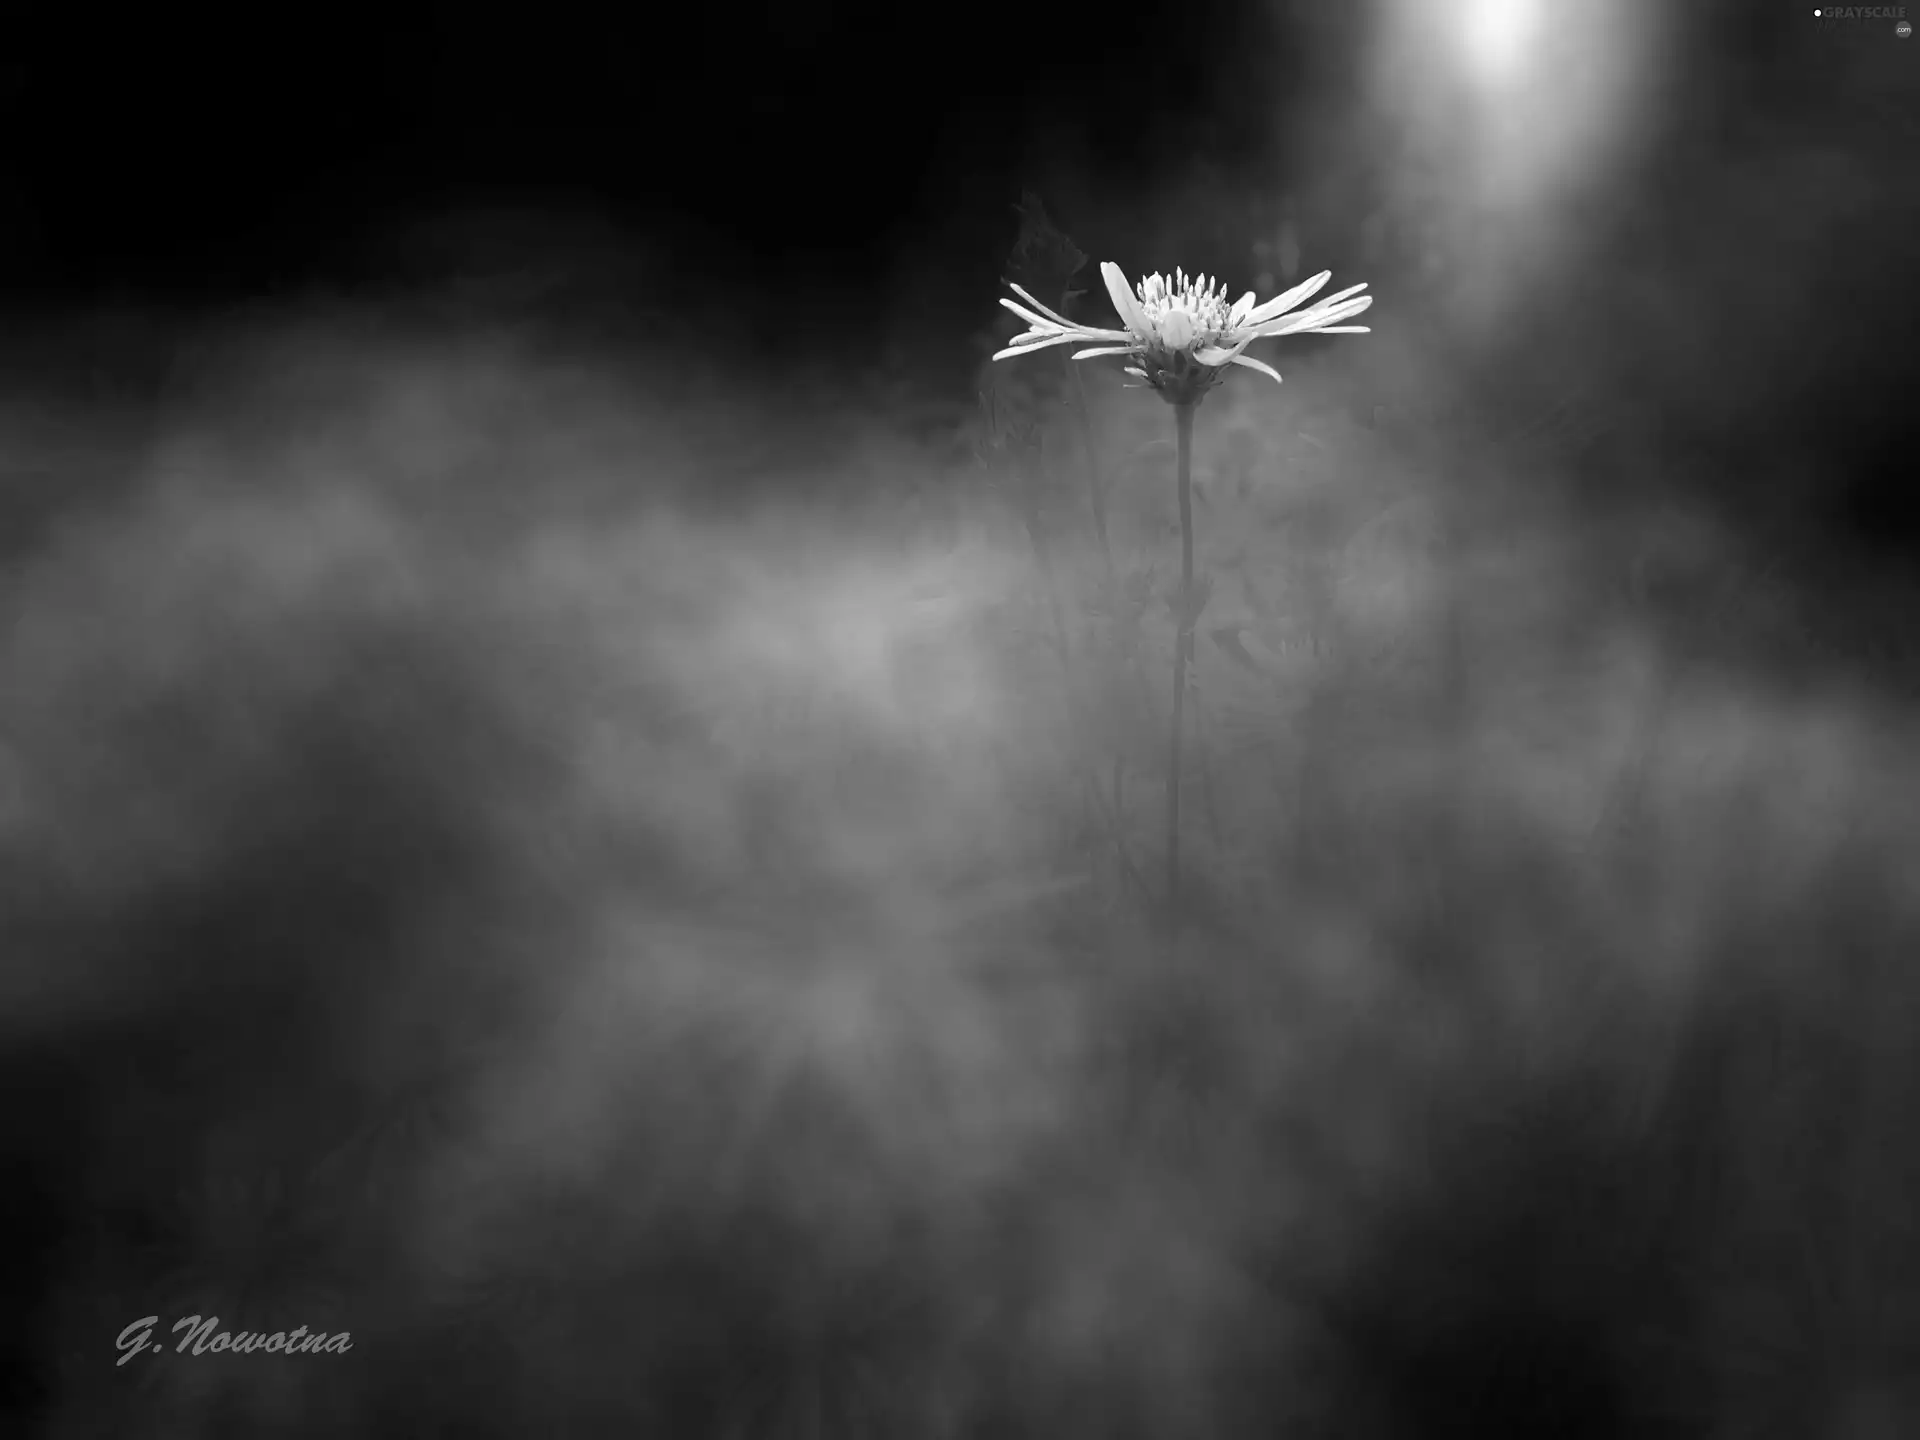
[1167,399,1196,909]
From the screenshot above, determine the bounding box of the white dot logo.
[1898,18,1913,37]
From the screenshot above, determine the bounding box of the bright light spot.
[1366,0,1671,330]
[1460,0,1544,88]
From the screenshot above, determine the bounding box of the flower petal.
[1194,337,1254,366]
[1301,295,1375,328]
[1006,282,1082,330]
[1313,281,1370,309]
[1228,291,1256,325]
[1284,294,1372,326]
[1228,353,1284,385]
[1101,261,1153,339]
[1070,344,1140,360]
[1250,294,1374,338]
[992,333,1085,361]
[1243,270,1332,326]
[1246,314,1319,340]
[997,297,1070,333]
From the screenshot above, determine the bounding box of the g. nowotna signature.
[117,1315,353,1363]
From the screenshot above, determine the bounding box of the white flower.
[993,261,1373,401]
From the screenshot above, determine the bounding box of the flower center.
[1134,268,1233,351]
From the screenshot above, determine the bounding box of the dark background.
[0,1,1285,307]
[2,0,1916,556]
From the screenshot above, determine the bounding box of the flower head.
[993,261,1373,404]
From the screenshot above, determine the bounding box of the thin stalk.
[1167,399,1197,907]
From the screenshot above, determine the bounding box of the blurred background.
[3,1,1919,1435]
